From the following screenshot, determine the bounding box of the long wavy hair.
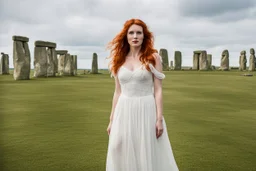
[107,19,158,75]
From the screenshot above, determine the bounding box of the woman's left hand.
[156,120,164,139]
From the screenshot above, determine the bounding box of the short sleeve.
[149,63,165,79]
[148,53,165,79]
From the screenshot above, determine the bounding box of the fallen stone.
[242,73,253,76]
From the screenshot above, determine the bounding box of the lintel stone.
[56,50,68,54]
[194,50,206,54]
[35,40,57,48]
[12,35,29,42]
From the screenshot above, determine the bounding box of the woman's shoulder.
[152,53,163,63]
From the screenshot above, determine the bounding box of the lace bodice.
[113,64,165,97]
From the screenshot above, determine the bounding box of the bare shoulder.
[152,53,162,63]
[152,53,163,66]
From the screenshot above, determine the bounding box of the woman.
[106,18,179,171]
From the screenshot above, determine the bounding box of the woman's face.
[127,24,144,47]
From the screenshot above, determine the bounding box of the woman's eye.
[129,31,134,34]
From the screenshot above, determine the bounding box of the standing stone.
[58,55,65,75]
[239,50,247,71]
[0,53,10,74]
[12,36,31,80]
[219,49,229,71]
[34,47,47,77]
[174,51,182,70]
[51,48,58,74]
[193,50,208,70]
[34,41,57,77]
[170,60,174,70]
[249,48,256,71]
[71,55,77,75]
[91,53,98,74]
[46,48,55,76]
[193,52,200,70]
[199,51,208,70]
[159,49,169,71]
[207,54,212,70]
[56,50,68,76]
[63,53,73,75]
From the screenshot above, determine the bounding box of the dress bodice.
[115,64,165,97]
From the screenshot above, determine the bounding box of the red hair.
[107,18,158,76]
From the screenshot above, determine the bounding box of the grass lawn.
[1,69,256,171]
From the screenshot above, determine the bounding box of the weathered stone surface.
[34,46,57,77]
[63,53,73,75]
[239,50,247,71]
[34,47,47,77]
[241,73,253,76]
[220,49,229,71]
[170,60,174,70]
[46,48,55,76]
[35,40,57,48]
[207,54,212,70]
[12,35,29,42]
[249,48,255,71]
[199,51,208,70]
[58,54,66,75]
[174,51,182,70]
[194,50,203,54]
[71,55,77,75]
[56,50,68,55]
[91,53,98,74]
[193,50,209,71]
[51,48,58,73]
[0,53,10,74]
[13,41,31,80]
[242,73,253,77]
[193,52,200,70]
[159,49,169,71]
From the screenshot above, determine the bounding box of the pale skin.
[107,24,164,139]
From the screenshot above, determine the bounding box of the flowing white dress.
[106,63,179,171]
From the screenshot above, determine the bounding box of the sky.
[1,0,256,69]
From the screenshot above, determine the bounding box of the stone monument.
[239,50,247,71]
[249,48,255,71]
[159,49,169,71]
[0,52,9,75]
[12,35,31,80]
[34,40,57,77]
[219,49,229,71]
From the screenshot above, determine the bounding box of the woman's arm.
[109,75,121,122]
[153,53,164,121]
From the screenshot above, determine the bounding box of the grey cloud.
[1,0,256,68]
[178,0,256,21]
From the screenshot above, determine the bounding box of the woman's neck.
[128,46,142,59]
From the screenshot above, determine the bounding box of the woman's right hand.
[107,121,112,135]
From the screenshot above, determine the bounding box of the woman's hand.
[107,121,112,136]
[156,120,164,139]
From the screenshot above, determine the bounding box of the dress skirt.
[106,94,179,171]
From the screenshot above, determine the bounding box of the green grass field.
[1,70,256,171]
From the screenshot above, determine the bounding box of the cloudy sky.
[1,0,256,69]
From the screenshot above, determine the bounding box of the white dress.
[106,63,179,171]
